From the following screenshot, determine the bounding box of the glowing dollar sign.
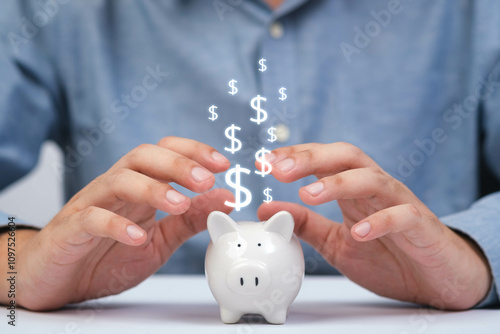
[263,187,273,203]
[224,124,242,154]
[259,58,267,72]
[268,127,277,143]
[279,87,287,101]
[228,79,238,95]
[208,105,218,121]
[255,147,272,177]
[250,95,268,125]
[225,164,252,211]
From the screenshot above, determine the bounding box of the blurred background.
[0,142,63,228]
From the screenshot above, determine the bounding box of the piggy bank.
[205,211,305,324]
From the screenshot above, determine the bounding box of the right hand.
[15,137,233,310]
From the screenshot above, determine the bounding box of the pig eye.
[237,244,241,247]
[257,243,261,247]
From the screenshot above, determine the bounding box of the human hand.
[257,142,492,310]
[15,137,233,310]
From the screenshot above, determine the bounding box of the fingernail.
[303,182,324,196]
[274,158,295,172]
[354,222,371,238]
[192,167,212,182]
[265,153,276,163]
[166,190,188,204]
[127,225,145,240]
[212,151,228,163]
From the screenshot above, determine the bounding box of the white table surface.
[11,275,498,333]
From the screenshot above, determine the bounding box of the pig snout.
[227,261,271,294]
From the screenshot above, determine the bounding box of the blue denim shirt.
[0,0,499,306]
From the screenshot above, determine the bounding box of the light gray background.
[0,142,63,228]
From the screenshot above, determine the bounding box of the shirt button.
[275,124,290,143]
[269,21,284,39]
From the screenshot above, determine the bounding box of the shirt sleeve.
[440,55,500,307]
[441,193,500,308]
[0,1,64,192]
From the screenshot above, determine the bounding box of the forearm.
[0,228,39,306]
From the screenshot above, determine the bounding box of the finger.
[266,143,321,163]
[263,142,378,183]
[157,136,230,173]
[299,167,414,207]
[113,143,216,193]
[350,204,443,250]
[257,201,340,260]
[59,206,147,248]
[76,168,191,214]
[158,188,235,255]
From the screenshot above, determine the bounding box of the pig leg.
[264,309,287,325]
[220,307,242,324]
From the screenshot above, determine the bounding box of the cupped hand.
[17,137,233,310]
[257,142,492,310]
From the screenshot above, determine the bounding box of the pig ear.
[263,211,294,242]
[207,211,239,243]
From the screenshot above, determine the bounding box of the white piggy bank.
[205,211,305,324]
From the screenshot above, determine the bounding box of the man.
[0,0,498,311]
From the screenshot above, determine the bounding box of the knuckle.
[298,149,314,166]
[171,155,190,170]
[196,141,210,153]
[88,174,106,190]
[109,168,129,188]
[275,146,295,158]
[341,142,363,158]
[79,206,98,224]
[371,168,388,185]
[372,167,386,178]
[381,210,394,228]
[143,182,160,206]
[143,180,156,195]
[405,203,422,219]
[332,174,344,187]
[126,143,152,164]
[106,214,123,232]
[157,136,177,147]
[390,178,406,194]
[184,216,198,235]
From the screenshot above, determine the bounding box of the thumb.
[158,188,234,250]
[258,201,340,257]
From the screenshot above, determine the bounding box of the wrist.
[445,229,492,309]
[0,229,39,306]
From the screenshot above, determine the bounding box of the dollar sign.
[279,87,287,101]
[259,58,267,72]
[267,127,277,143]
[250,95,268,125]
[225,164,252,211]
[228,79,238,95]
[224,124,242,154]
[263,187,273,203]
[208,105,218,121]
[255,147,272,177]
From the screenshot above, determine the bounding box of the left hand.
[257,142,492,310]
